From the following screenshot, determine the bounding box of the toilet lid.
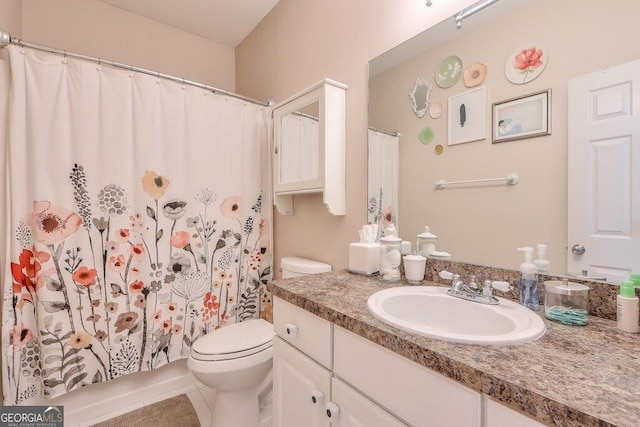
[191,318,274,361]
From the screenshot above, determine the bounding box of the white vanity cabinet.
[272,78,347,215]
[273,297,484,426]
[273,297,405,426]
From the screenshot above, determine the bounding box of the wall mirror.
[368,0,640,277]
[277,102,321,187]
[409,77,432,118]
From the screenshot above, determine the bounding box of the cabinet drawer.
[334,326,481,427]
[273,297,332,368]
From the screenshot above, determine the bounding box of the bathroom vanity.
[268,271,640,427]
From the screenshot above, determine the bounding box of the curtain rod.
[0,27,273,108]
[368,126,402,138]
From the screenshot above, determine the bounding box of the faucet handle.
[491,281,513,293]
[482,280,513,297]
[439,270,454,280]
[468,275,478,290]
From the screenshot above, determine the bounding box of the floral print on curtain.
[4,165,271,404]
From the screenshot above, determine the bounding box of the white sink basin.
[367,286,545,345]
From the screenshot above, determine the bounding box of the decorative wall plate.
[419,126,435,144]
[435,56,462,88]
[429,102,442,119]
[463,62,487,87]
[505,44,547,84]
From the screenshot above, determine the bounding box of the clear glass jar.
[544,280,590,326]
[379,235,402,283]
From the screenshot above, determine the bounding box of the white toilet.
[187,257,331,427]
[188,318,275,427]
[281,256,332,278]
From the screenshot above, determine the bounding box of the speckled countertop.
[268,270,640,427]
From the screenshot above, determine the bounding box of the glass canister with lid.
[544,279,590,326]
[416,226,438,257]
[379,235,402,283]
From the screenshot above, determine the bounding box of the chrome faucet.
[439,270,513,305]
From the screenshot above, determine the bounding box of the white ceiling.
[99,0,280,48]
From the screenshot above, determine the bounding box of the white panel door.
[272,337,331,427]
[328,378,407,427]
[568,59,640,282]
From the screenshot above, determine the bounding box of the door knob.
[571,244,586,255]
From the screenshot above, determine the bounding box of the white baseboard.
[28,359,199,426]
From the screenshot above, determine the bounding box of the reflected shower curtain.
[1,45,272,404]
[367,129,399,237]
[280,113,319,183]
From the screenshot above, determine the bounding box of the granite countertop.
[268,270,640,427]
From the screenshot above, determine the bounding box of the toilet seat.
[191,318,274,362]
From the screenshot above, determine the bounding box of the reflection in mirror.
[409,78,432,118]
[279,102,320,185]
[368,0,640,276]
[367,127,400,239]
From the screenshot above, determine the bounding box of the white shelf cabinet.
[273,78,347,215]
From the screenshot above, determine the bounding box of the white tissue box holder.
[348,242,381,276]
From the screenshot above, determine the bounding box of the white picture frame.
[447,86,487,146]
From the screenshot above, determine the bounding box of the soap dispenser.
[517,247,539,311]
[617,279,639,333]
[534,244,550,274]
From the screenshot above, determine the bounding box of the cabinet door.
[333,326,481,427]
[485,397,548,427]
[328,378,407,427]
[273,337,331,427]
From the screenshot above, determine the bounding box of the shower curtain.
[0,45,272,405]
[367,129,399,237]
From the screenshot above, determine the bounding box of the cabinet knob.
[274,146,279,154]
[284,323,298,338]
[310,390,324,405]
[326,402,340,421]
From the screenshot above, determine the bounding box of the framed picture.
[492,89,551,143]
[447,86,486,146]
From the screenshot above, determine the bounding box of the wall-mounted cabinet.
[273,78,347,215]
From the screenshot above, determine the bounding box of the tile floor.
[83,379,272,427]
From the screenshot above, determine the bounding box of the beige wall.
[17,0,235,90]
[0,0,22,38]
[236,0,477,276]
[370,0,640,273]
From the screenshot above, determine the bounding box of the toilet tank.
[281,256,332,279]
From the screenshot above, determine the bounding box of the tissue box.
[349,243,381,276]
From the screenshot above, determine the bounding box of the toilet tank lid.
[192,318,274,356]
[281,256,332,274]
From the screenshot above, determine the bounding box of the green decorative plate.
[419,126,435,144]
[435,56,463,88]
